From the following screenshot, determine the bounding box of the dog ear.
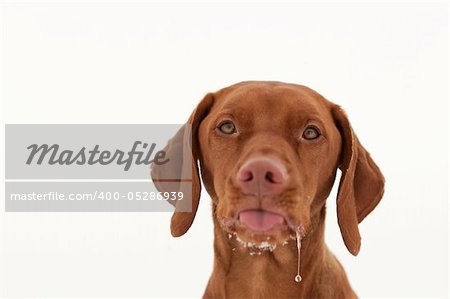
[151,93,214,237]
[332,106,385,256]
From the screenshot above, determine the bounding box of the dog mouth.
[220,208,300,248]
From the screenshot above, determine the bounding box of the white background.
[0,2,448,298]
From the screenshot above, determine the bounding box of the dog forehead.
[210,82,330,118]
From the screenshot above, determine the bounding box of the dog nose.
[237,157,287,197]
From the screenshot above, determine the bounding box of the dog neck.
[205,206,330,298]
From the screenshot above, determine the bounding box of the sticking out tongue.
[239,210,285,231]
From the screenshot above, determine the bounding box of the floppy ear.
[333,106,385,256]
[151,93,214,237]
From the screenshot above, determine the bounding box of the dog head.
[152,81,384,255]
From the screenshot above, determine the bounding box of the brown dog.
[152,81,385,299]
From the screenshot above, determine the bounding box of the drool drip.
[294,227,302,283]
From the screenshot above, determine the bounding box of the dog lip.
[220,208,300,233]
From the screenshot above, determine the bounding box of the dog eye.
[302,126,321,140]
[218,121,237,134]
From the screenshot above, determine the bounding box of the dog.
[151,81,385,298]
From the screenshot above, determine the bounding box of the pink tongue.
[239,210,284,231]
